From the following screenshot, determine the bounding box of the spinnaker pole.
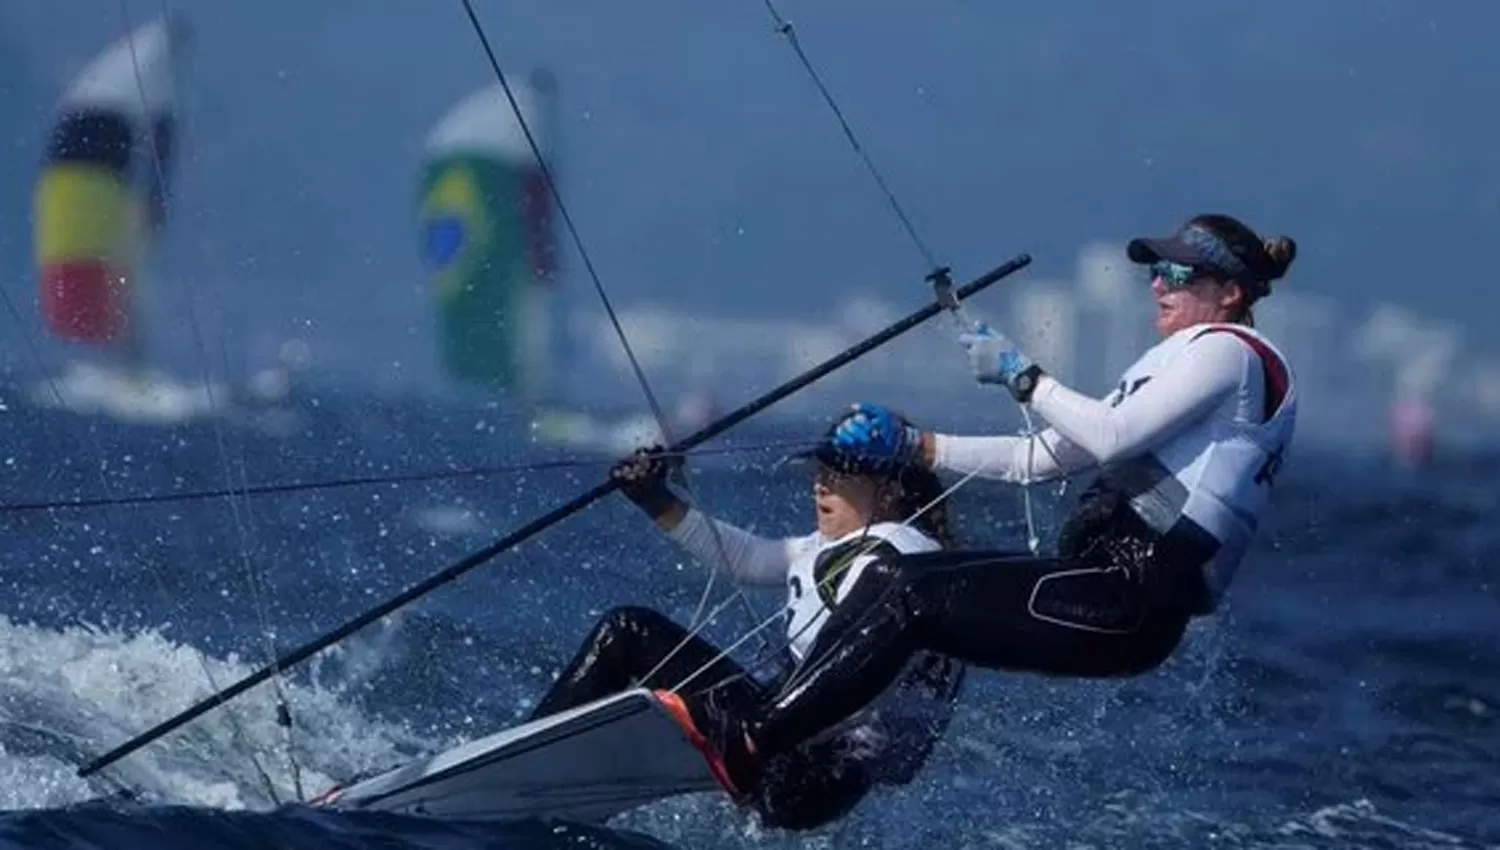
[77,251,1031,778]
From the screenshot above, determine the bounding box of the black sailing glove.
[610,445,685,520]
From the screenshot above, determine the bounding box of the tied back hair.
[894,464,956,549]
[1189,213,1298,326]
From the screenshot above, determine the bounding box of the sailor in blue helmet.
[686,213,1298,792]
[529,408,965,829]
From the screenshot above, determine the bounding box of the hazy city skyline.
[2,2,1495,453]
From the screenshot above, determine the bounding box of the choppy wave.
[0,400,1495,848]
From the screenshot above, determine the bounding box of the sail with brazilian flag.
[417,70,699,455]
[418,70,559,403]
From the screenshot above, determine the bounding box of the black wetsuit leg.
[751,651,965,830]
[529,605,764,721]
[531,605,875,829]
[752,734,874,830]
[755,500,1205,756]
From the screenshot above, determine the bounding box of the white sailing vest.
[781,522,940,661]
[1100,322,1297,610]
[771,521,960,772]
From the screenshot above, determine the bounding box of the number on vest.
[789,575,804,599]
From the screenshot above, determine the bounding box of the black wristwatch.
[1011,364,1045,404]
[638,488,684,521]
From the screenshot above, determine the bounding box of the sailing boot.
[653,688,761,803]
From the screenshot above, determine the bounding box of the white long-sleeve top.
[663,510,964,766]
[663,508,939,660]
[931,322,1298,610]
[663,508,815,587]
[933,327,1263,483]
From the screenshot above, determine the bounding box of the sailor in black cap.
[745,213,1300,770]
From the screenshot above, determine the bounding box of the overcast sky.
[2,1,1495,436]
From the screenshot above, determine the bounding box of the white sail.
[61,17,181,116]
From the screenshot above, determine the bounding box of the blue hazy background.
[1,5,1499,850]
[2,0,1498,449]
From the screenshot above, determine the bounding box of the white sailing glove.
[958,323,1045,404]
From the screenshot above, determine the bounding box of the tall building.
[1011,280,1078,383]
[1074,240,1147,391]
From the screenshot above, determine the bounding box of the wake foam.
[0,615,434,810]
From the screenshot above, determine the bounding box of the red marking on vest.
[1194,326,1289,422]
[308,783,345,805]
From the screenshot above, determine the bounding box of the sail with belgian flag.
[33,14,189,366]
[29,14,228,424]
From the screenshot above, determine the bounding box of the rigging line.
[0,294,224,797]
[0,438,823,514]
[217,333,306,800]
[457,0,771,650]
[456,0,669,432]
[667,454,994,699]
[680,474,773,651]
[0,298,120,517]
[74,255,1030,779]
[759,0,940,272]
[933,291,1063,555]
[115,1,285,804]
[767,412,1069,699]
[759,0,1062,550]
[625,435,768,649]
[760,0,1067,551]
[649,472,913,693]
[761,0,1063,555]
[693,463,986,702]
[719,475,889,679]
[732,473,969,699]
[756,0,1048,600]
[640,471,895,691]
[633,448,868,686]
[0,11,282,800]
[662,446,775,643]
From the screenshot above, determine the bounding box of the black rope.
[457,0,675,438]
[114,0,287,807]
[760,0,943,275]
[459,0,780,651]
[0,440,820,515]
[75,257,1032,779]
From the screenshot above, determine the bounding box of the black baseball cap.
[1127,221,1269,297]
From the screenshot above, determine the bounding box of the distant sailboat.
[419,70,559,403]
[30,14,226,425]
[417,71,704,456]
[1390,393,1436,469]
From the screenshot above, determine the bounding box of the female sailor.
[528,411,965,829]
[726,212,1301,771]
